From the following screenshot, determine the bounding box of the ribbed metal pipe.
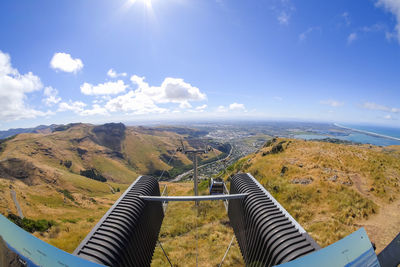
[228,173,320,266]
[73,176,164,267]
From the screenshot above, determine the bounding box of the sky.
[1,0,400,130]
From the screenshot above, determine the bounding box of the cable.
[158,240,173,267]
[157,148,177,181]
[218,235,236,267]
[211,143,230,179]
[195,204,199,267]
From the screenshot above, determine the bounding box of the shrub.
[7,213,55,233]
[80,168,107,182]
[58,189,74,201]
[63,160,72,168]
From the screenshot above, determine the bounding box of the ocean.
[339,124,400,139]
[295,123,400,146]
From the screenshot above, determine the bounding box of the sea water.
[339,124,400,146]
[295,124,400,146]
[340,124,400,139]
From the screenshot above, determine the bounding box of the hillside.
[0,123,223,252]
[151,182,244,267]
[3,124,398,261]
[223,137,400,252]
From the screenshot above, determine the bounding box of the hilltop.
[0,123,225,252]
[223,137,400,251]
[1,122,399,260]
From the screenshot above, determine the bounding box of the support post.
[194,153,198,199]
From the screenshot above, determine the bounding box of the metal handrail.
[140,193,248,202]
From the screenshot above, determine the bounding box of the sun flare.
[127,0,152,9]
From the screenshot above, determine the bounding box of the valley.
[0,123,229,253]
[0,121,399,264]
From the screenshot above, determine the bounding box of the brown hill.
[0,123,222,252]
[223,137,400,252]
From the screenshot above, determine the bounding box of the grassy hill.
[0,123,223,252]
[223,137,400,251]
[151,181,244,267]
[3,124,398,261]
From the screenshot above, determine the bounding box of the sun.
[127,0,152,8]
[121,0,155,19]
[142,0,152,8]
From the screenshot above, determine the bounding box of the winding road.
[170,146,233,182]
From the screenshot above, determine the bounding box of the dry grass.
[0,177,123,253]
[3,126,399,260]
[123,127,221,175]
[224,138,400,249]
[0,124,217,186]
[151,182,244,267]
[0,124,226,257]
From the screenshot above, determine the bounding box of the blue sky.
[1,0,400,130]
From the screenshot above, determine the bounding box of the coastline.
[334,123,400,142]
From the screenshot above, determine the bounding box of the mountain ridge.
[0,122,224,252]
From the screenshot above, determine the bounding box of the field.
[0,123,225,255]
[151,181,244,267]
[224,138,400,251]
[1,125,400,262]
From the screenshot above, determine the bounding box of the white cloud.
[376,0,400,43]
[347,33,358,44]
[50,52,83,73]
[186,104,208,113]
[0,51,51,121]
[80,80,128,95]
[217,105,228,113]
[384,114,393,119]
[299,27,321,42]
[299,32,307,42]
[346,23,387,44]
[43,86,61,106]
[54,75,205,117]
[273,96,283,101]
[129,75,206,107]
[107,68,127,78]
[362,101,399,113]
[278,12,290,25]
[163,78,206,102]
[320,99,344,107]
[386,31,397,41]
[342,12,351,26]
[274,0,295,25]
[79,104,109,116]
[105,90,168,115]
[229,102,246,111]
[130,75,145,85]
[179,101,192,109]
[216,103,246,113]
[58,101,108,116]
[195,104,207,111]
[58,101,86,113]
[361,23,385,33]
[57,75,206,117]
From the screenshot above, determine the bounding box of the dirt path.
[10,189,24,218]
[358,197,400,253]
[349,173,400,254]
